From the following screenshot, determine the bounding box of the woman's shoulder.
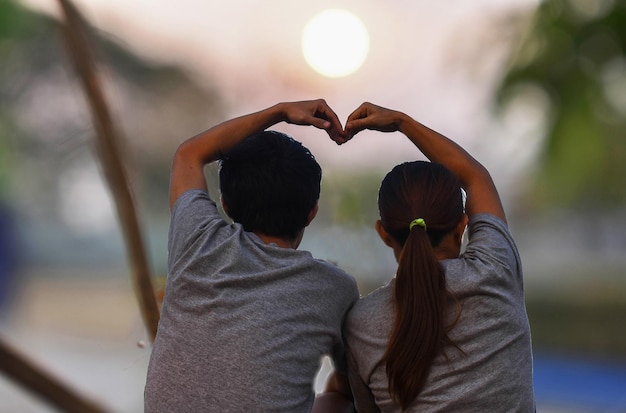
[450,212,523,288]
[467,212,509,230]
[465,212,518,254]
[347,281,394,323]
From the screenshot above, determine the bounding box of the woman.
[342,103,535,412]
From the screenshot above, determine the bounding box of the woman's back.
[345,214,534,412]
[339,102,534,412]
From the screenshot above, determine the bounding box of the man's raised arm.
[169,99,346,210]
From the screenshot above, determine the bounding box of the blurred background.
[1,0,625,411]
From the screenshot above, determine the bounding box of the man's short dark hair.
[219,130,322,240]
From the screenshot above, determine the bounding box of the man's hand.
[170,99,348,210]
[280,99,348,144]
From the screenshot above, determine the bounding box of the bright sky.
[21,0,542,177]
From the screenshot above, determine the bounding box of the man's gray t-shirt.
[345,214,535,412]
[145,190,359,412]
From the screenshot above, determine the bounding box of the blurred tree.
[0,0,226,272]
[0,0,38,38]
[496,0,626,210]
[0,0,226,211]
[0,0,40,196]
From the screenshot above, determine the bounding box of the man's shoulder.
[170,189,223,230]
[303,257,359,300]
[172,189,216,213]
[313,258,356,280]
[168,189,230,260]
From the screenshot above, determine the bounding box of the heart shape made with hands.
[315,101,401,145]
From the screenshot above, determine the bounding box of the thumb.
[308,116,331,130]
[345,120,366,138]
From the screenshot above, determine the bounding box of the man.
[145,99,359,412]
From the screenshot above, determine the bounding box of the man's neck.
[256,233,299,249]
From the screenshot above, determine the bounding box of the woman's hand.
[345,102,406,140]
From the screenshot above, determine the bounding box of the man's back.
[145,190,359,412]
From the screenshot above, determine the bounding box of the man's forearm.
[169,104,286,209]
[181,104,285,165]
[168,99,345,210]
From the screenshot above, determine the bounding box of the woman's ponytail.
[378,161,464,409]
[383,221,446,410]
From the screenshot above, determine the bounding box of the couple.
[144,99,535,412]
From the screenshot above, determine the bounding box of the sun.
[301,9,370,78]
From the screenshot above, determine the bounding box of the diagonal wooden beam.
[0,339,110,413]
[0,1,160,411]
[56,0,160,342]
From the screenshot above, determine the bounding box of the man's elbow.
[169,142,209,209]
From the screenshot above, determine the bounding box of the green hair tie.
[409,218,427,231]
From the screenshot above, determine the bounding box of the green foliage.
[0,0,39,39]
[0,0,226,222]
[497,0,626,209]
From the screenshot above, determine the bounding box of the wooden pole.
[0,339,110,413]
[56,0,160,341]
[0,1,160,411]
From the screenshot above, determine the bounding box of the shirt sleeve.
[168,189,223,266]
[457,213,524,292]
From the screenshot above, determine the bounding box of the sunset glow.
[301,9,370,78]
